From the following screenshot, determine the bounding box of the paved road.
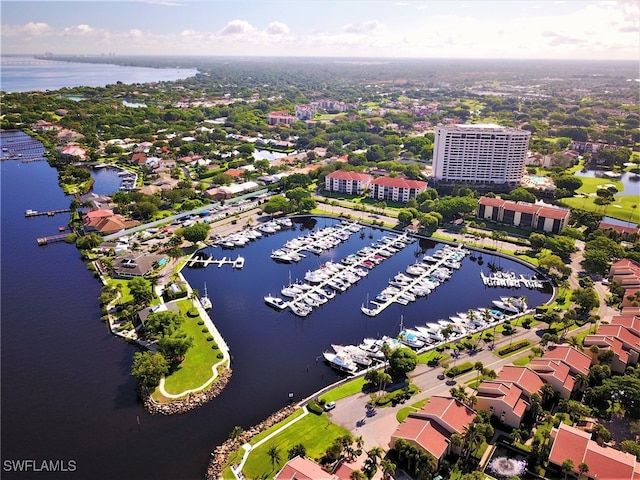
[328,322,548,452]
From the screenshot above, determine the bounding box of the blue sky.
[1,0,638,59]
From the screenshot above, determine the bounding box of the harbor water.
[1,153,551,480]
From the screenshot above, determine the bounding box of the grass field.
[559,193,640,224]
[237,412,351,479]
[156,299,225,397]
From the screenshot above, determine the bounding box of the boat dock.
[283,231,415,315]
[363,245,469,317]
[186,254,245,269]
[37,234,68,246]
[25,208,71,217]
[480,271,544,289]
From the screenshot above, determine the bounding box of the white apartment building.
[432,124,530,186]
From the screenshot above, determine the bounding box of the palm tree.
[450,433,463,455]
[380,459,396,480]
[267,445,281,471]
[561,458,574,480]
[474,361,484,390]
[350,470,366,480]
[354,435,365,458]
[578,461,589,479]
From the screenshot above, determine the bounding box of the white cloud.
[220,19,256,36]
[62,24,96,36]
[2,22,53,37]
[342,20,387,35]
[140,0,184,5]
[265,21,290,35]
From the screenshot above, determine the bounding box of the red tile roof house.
[389,396,475,465]
[477,196,570,234]
[610,259,640,290]
[224,168,245,179]
[325,171,373,195]
[494,365,545,400]
[274,455,340,480]
[528,359,576,399]
[542,345,592,378]
[475,381,529,428]
[548,422,640,480]
[369,177,428,203]
[583,322,640,373]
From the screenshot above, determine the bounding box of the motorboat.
[332,344,373,367]
[323,351,358,374]
[492,299,520,314]
[271,249,293,263]
[281,285,302,298]
[501,296,528,312]
[398,330,425,349]
[289,302,312,317]
[233,256,245,269]
[322,287,336,299]
[264,294,289,310]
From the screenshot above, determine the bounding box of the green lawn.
[319,377,367,403]
[238,412,352,479]
[156,299,226,397]
[559,194,640,225]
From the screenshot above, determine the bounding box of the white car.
[323,401,336,412]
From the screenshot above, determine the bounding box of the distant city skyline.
[1,0,638,60]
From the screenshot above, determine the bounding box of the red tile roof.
[612,315,640,336]
[543,345,591,376]
[275,456,339,480]
[477,381,524,408]
[326,170,372,182]
[415,396,476,434]
[478,197,570,220]
[392,418,450,460]
[370,176,427,189]
[496,366,544,398]
[549,423,640,479]
[528,359,575,391]
[597,324,640,349]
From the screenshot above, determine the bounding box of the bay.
[0,134,552,479]
[0,55,198,93]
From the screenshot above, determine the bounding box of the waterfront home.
[477,197,570,234]
[83,211,139,235]
[548,423,640,480]
[58,144,87,161]
[390,396,475,465]
[112,253,166,279]
[325,170,372,195]
[369,177,428,203]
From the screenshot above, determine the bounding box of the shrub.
[307,400,324,415]
[216,353,223,359]
[206,336,214,341]
[497,341,531,356]
[211,345,219,350]
[445,361,474,378]
[201,328,209,333]
[197,320,205,325]
[187,308,199,317]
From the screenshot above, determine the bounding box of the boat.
[200,283,212,310]
[332,344,373,367]
[361,300,380,317]
[281,285,302,298]
[492,299,520,314]
[322,287,336,299]
[264,294,289,310]
[233,256,245,269]
[289,302,312,317]
[323,351,359,374]
[500,296,528,312]
[398,330,425,349]
[271,249,294,263]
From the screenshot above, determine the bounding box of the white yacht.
[323,351,358,374]
[264,294,288,310]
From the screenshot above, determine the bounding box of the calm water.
[574,169,640,196]
[0,138,551,479]
[0,55,198,93]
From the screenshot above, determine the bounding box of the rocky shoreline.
[143,369,233,415]
[205,404,299,480]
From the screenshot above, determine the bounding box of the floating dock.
[25,208,71,217]
[37,234,68,246]
[186,254,245,269]
[480,271,544,289]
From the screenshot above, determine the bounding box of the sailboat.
[200,282,212,310]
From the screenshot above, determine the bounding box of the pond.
[574,169,640,196]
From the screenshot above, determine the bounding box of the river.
[0,142,552,479]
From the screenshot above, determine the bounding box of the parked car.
[323,401,336,411]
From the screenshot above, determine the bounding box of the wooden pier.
[37,234,68,246]
[186,254,245,269]
[25,208,71,217]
